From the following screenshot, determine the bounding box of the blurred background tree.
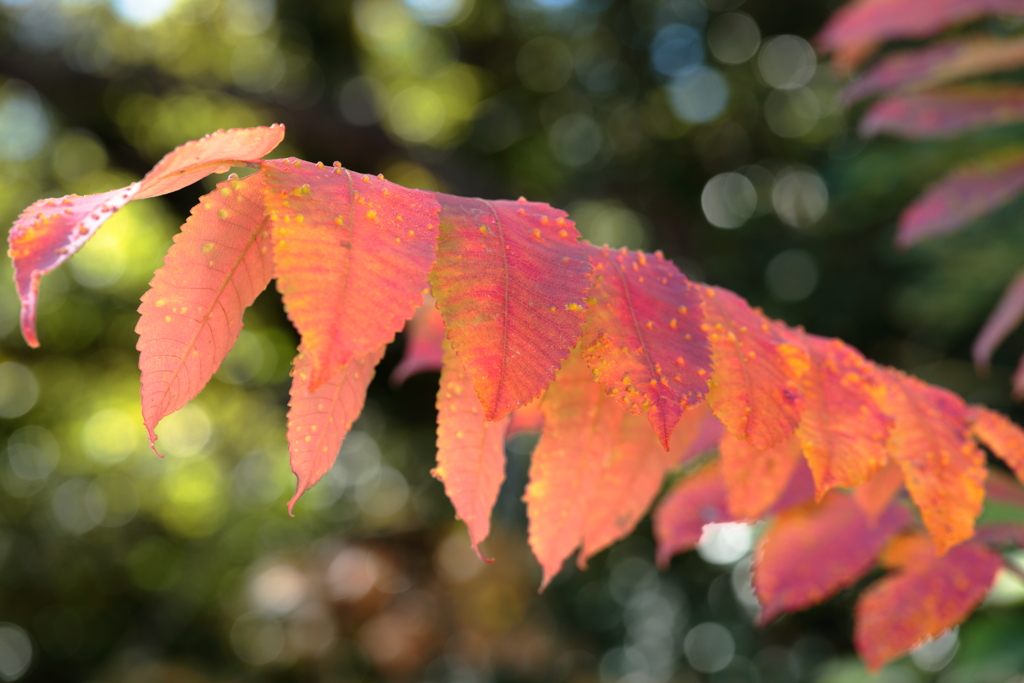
[1,0,1024,681]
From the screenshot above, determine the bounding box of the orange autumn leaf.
[391,295,446,386]
[287,345,385,512]
[871,369,987,553]
[970,406,1024,482]
[135,124,286,200]
[9,183,140,347]
[136,173,274,449]
[754,493,909,623]
[855,534,1001,671]
[782,330,892,498]
[719,431,804,520]
[265,159,441,391]
[701,286,803,449]
[433,343,510,557]
[525,351,675,588]
[580,245,710,450]
[430,194,590,421]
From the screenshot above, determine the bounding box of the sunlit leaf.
[431,194,590,421]
[581,245,710,449]
[135,124,286,200]
[287,345,385,512]
[897,150,1024,247]
[391,295,446,386]
[9,183,140,347]
[265,159,440,391]
[971,406,1024,482]
[870,369,987,553]
[842,37,1024,106]
[137,173,274,448]
[860,87,1024,140]
[754,493,909,623]
[854,534,1001,671]
[781,330,891,497]
[525,350,675,588]
[434,343,510,558]
[701,286,803,449]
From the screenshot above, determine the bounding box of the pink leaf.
[135,125,285,200]
[861,87,1024,140]
[817,0,1024,67]
[434,342,510,557]
[897,151,1024,247]
[972,269,1024,371]
[9,184,140,347]
[137,173,273,448]
[842,37,1024,106]
[287,345,385,513]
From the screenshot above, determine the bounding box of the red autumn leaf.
[970,406,1024,481]
[870,369,987,553]
[430,194,590,421]
[719,431,804,520]
[525,350,675,588]
[754,493,910,624]
[896,151,1024,247]
[700,286,803,449]
[391,295,446,386]
[854,535,1001,671]
[136,173,274,448]
[972,269,1024,371]
[842,37,1024,106]
[9,183,141,348]
[265,159,441,391]
[653,461,731,568]
[135,125,286,200]
[287,345,385,513]
[852,462,905,523]
[860,87,1024,140]
[433,343,510,557]
[816,0,1024,66]
[781,330,891,498]
[507,397,544,438]
[580,245,710,450]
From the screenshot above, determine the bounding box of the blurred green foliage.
[1,0,1024,682]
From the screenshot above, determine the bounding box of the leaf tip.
[471,543,495,564]
[287,486,305,517]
